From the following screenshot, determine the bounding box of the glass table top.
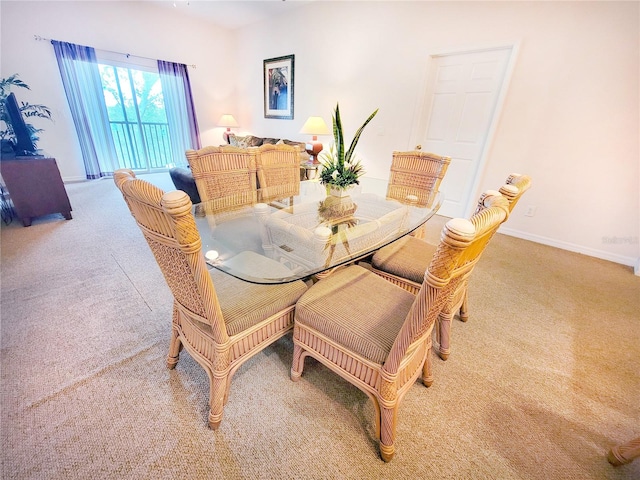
[193,178,442,284]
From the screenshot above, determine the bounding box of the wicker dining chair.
[185,145,258,209]
[256,143,301,204]
[113,169,307,429]
[369,173,531,360]
[290,193,509,462]
[498,173,533,213]
[386,150,451,238]
[608,436,640,466]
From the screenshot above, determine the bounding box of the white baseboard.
[62,175,89,183]
[498,226,638,270]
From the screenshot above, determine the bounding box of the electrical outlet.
[525,206,536,217]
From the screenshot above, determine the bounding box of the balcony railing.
[109,121,173,171]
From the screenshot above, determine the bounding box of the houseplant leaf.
[319,103,378,190]
[345,108,378,165]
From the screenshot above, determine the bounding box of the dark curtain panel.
[157,60,201,166]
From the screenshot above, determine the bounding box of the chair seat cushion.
[295,265,415,364]
[209,268,307,336]
[371,236,437,284]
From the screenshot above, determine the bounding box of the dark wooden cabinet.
[0,156,72,227]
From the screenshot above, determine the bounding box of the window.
[52,40,199,179]
[98,58,172,172]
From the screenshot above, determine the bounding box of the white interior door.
[416,47,512,218]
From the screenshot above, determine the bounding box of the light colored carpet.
[1,173,638,479]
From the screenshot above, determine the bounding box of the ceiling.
[150,0,313,30]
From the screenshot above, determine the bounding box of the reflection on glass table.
[193,179,443,285]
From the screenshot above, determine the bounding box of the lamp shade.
[217,114,239,128]
[300,116,330,136]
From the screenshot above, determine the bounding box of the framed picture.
[264,54,294,119]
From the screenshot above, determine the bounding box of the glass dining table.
[193,178,442,284]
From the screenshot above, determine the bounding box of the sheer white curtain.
[52,40,119,179]
[53,41,201,177]
[158,60,201,167]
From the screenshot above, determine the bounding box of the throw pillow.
[248,136,264,147]
[281,139,312,164]
[228,134,260,148]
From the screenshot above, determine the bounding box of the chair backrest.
[499,173,532,212]
[256,143,301,202]
[383,192,510,373]
[386,150,451,207]
[114,169,228,344]
[185,145,258,208]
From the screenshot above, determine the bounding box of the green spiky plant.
[0,74,53,148]
[318,103,378,190]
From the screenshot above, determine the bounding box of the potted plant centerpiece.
[318,103,378,197]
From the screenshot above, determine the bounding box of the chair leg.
[436,311,453,360]
[167,305,182,369]
[422,342,434,387]
[207,374,229,430]
[290,343,305,382]
[379,405,398,462]
[459,290,469,322]
[411,225,425,239]
[608,437,640,466]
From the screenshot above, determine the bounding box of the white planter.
[327,185,356,198]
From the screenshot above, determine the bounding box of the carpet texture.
[1,173,638,479]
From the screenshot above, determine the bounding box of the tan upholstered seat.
[185,145,258,209]
[386,150,451,238]
[370,173,532,360]
[114,169,307,429]
[290,194,509,462]
[256,143,301,204]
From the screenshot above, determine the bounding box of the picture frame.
[263,54,294,119]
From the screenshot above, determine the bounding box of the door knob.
[415,145,422,150]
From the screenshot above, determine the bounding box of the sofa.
[169,133,313,204]
[169,167,202,204]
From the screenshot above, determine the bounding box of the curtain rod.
[34,35,197,69]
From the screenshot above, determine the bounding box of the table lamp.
[300,116,330,163]
[218,114,239,143]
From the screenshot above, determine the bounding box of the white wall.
[1,1,638,270]
[0,0,238,181]
[234,1,640,269]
